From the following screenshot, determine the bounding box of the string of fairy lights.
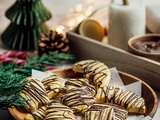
[52,0,107,33]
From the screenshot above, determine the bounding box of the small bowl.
[128,34,160,62]
[78,19,104,41]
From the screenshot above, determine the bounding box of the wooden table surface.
[0,0,159,120]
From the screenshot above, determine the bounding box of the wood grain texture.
[67,31,160,90]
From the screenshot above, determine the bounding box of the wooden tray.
[8,68,158,119]
[67,31,160,90]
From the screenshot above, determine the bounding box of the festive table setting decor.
[68,0,160,90]
[0,0,160,120]
[7,60,158,120]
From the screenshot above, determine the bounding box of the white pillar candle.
[108,0,146,51]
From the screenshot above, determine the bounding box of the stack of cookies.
[18,59,146,120]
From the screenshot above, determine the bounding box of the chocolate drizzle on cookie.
[31,106,47,120]
[20,79,50,112]
[86,103,128,120]
[113,87,146,114]
[72,60,111,88]
[42,75,64,99]
[45,101,77,120]
[85,106,115,120]
[96,86,115,103]
[65,78,96,96]
[95,86,146,114]
[60,87,96,113]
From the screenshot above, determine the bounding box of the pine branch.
[0,63,15,73]
[0,52,77,109]
[0,74,28,95]
[27,52,76,66]
[0,72,28,109]
[0,94,28,109]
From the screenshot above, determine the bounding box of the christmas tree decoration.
[1,0,52,51]
[38,30,70,56]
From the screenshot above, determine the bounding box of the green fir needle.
[0,52,77,109]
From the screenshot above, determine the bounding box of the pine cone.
[38,30,70,56]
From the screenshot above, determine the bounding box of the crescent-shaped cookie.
[42,74,64,99]
[20,79,50,112]
[65,78,96,96]
[85,106,115,120]
[45,101,77,120]
[60,87,96,114]
[95,86,146,114]
[25,106,47,120]
[86,103,128,120]
[114,87,146,114]
[72,60,111,88]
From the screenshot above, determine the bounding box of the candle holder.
[108,0,146,51]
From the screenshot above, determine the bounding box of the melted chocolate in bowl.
[132,37,160,54]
